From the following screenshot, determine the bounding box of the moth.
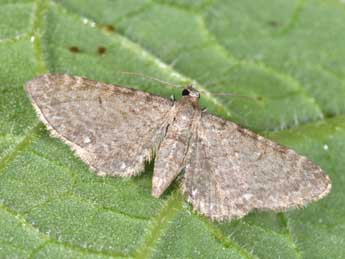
[25,74,331,221]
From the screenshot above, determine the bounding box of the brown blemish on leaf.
[69,46,80,53]
[104,24,115,32]
[256,96,263,101]
[268,20,279,27]
[98,46,107,55]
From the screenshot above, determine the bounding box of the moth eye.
[182,89,190,96]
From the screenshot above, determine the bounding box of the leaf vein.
[0,204,129,258]
[279,213,303,259]
[242,220,304,258]
[196,15,324,123]
[274,0,307,36]
[32,0,49,74]
[0,33,31,44]
[26,150,151,221]
[132,192,183,259]
[200,216,259,259]
[51,0,234,118]
[0,123,42,174]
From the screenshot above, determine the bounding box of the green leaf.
[0,0,343,258]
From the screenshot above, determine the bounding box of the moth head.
[182,85,200,99]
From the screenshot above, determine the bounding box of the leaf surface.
[0,0,344,258]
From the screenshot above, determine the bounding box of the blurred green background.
[0,0,344,258]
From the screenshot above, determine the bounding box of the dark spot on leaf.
[268,20,279,27]
[256,96,263,101]
[104,24,115,32]
[98,46,107,55]
[69,46,80,53]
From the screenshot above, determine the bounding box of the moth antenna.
[200,90,259,102]
[120,71,182,89]
[213,93,258,101]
